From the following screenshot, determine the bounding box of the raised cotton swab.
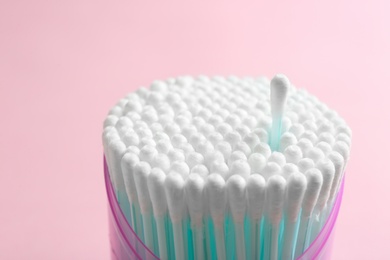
[246,174,266,260]
[270,74,290,151]
[185,174,206,260]
[164,173,186,260]
[227,175,247,260]
[147,168,168,260]
[264,175,286,260]
[206,173,227,260]
[294,168,323,258]
[281,171,307,260]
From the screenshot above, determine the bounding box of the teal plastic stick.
[270,116,282,151]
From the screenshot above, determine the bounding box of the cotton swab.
[185,174,206,260]
[295,169,323,258]
[309,159,335,244]
[206,173,227,260]
[134,162,155,255]
[164,173,186,260]
[281,172,307,260]
[264,175,286,260]
[270,74,290,151]
[246,174,266,260]
[147,168,168,260]
[121,152,142,236]
[227,175,247,260]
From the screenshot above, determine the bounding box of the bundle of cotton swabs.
[103,74,351,260]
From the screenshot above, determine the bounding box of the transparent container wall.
[104,158,345,260]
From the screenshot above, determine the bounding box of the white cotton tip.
[307,147,325,164]
[268,152,287,167]
[282,117,292,132]
[284,145,303,164]
[215,141,232,161]
[104,115,119,128]
[156,139,173,154]
[302,120,318,132]
[333,141,350,162]
[109,105,123,117]
[285,172,307,222]
[182,142,195,155]
[279,132,298,152]
[168,149,185,163]
[225,131,242,147]
[317,120,334,134]
[208,132,224,146]
[136,127,153,139]
[196,141,214,155]
[186,151,205,169]
[302,168,323,217]
[206,173,227,226]
[253,142,272,158]
[248,153,267,174]
[121,152,140,202]
[170,161,190,178]
[270,74,290,117]
[147,168,167,217]
[243,133,260,150]
[289,123,305,138]
[139,145,158,164]
[217,122,233,136]
[246,174,266,221]
[281,163,299,180]
[298,158,315,174]
[164,173,186,223]
[335,124,352,137]
[253,128,269,144]
[171,134,188,148]
[152,153,170,172]
[122,132,140,147]
[139,137,156,148]
[204,150,225,168]
[316,159,335,211]
[328,152,345,203]
[316,142,333,155]
[300,131,318,144]
[228,159,251,180]
[134,162,152,214]
[261,162,282,181]
[227,175,247,223]
[108,140,127,187]
[243,115,257,129]
[336,133,352,146]
[125,145,140,156]
[154,132,170,142]
[266,175,287,225]
[185,174,205,227]
[189,132,206,148]
[317,132,335,145]
[236,125,251,138]
[297,138,314,156]
[226,114,242,128]
[234,142,252,157]
[182,125,197,139]
[191,164,209,179]
[210,161,230,180]
[164,124,181,138]
[228,151,247,167]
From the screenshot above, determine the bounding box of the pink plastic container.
[104,158,345,260]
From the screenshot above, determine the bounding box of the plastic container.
[105,158,345,260]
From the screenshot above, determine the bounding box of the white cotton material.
[302,169,323,217]
[228,151,247,167]
[121,152,140,202]
[285,172,307,222]
[270,74,290,117]
[280,132,298,152]
[246,174,266,221]
[248,153,267,174]
[327,152,345,204]
[284,145,303,164]
[206,173,227,226]
[281,163,299,180]
[227,175,247,223]
[228,159,251,180]
[210,161,230,180]
[316,159,335,211]
[298,158,315,174]
[152,153,170,172]
[164,173,186,223]
[268,152,287,167]
[185,174,205,227]
[307,147,325,164]
[191,164,209,180]
[215,141,232,161]
[170,161,190,178]
[261,162,282,181]
[134,161,152,214]
[266,175,287,225]
[147,168,167,216]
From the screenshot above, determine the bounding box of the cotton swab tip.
[270,74,290,117]
[227,175,247,223]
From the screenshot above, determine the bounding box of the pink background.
[1,1,389,259]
